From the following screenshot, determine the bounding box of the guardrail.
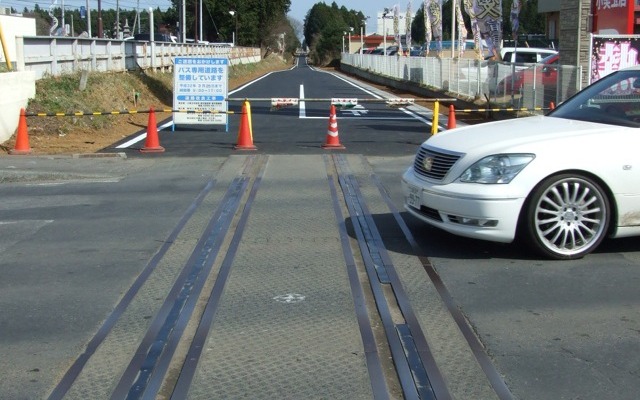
[15,36,261,80]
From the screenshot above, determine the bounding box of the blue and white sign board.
[173,57,228,128]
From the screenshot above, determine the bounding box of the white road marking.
[299,84,306,118]
[273,293,306,304]
[341,104,368,116]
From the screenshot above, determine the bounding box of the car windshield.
[549,69,640,128]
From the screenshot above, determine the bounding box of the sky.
[0,0,390,34]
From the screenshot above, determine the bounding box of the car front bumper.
[401,168,527,243]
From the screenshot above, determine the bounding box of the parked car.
[497,53,560,93]
[409,46,424,57]
[499,47,557,63]
[385,45,399,56]
[402,65,640,260]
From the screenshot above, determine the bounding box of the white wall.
[0,71,36,143]
[0,14,36,66]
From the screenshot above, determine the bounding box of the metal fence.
[15,36,261,80]
[341,53,583,110]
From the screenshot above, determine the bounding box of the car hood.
[426,116,614,154]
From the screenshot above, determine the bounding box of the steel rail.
[323,155,391,400]
[169,155,268,399]
[333,154,449,400]
[369,173,515,400]
[46,177,219,400]
[110,156,261,400]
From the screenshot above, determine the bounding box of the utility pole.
[61,0,65,35]
[85,0,91,37]
[181,0,186,42]
[199,0,203,42]
[97,0,103,38]
[116,0,120,39]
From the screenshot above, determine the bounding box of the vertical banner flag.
[393,4,402,55]
[424,0,432,56]
[455,0,467,58]
[462,0,483,59]
[472,0,502,59]
[510,0,521,40]
[406,1,412,55]
[424,0,443,57]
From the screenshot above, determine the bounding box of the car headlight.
[459,154,534,184]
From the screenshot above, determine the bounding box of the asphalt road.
[1,57,639,400]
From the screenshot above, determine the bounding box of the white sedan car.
[402,66,640,260]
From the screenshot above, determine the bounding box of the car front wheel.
[523,174,610,260]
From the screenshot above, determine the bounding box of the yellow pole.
[431,100,439,135]
[0,19,13,71]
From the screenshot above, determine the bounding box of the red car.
[497,53,559,93]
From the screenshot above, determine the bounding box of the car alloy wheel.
[524,174,610,260]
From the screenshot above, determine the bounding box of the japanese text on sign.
[173,57,229,126]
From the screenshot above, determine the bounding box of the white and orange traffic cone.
[234,101,257,150]
[10,108,32,155]
[140,108,165,153]
[322,104,345,149]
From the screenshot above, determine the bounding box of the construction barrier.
[140,108,165,153]
[455,106,552,113]
[447,105,456,130]
[234,101,257,150]
[25,97,560,153]
[22,109,235,117]
[9,108,31,155]
[322,104,345,150]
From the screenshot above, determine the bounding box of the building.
[538,0,640,86]
[375,11,410,36]
[592,0,639,34]
[0,13,36,67]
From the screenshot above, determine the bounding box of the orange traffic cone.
[10,108,31,155]
[447,105,457,129]
[549,101,555,110]
[322,104,345,149]
[140,108,165,153]
[234,101,257,150]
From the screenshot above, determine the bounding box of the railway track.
[46,154,513,399]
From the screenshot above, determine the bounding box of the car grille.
[413,147,462,181]
[418,206,443,222]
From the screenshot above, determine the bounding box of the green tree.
[170,0,293,48]
[304,2,364,65]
